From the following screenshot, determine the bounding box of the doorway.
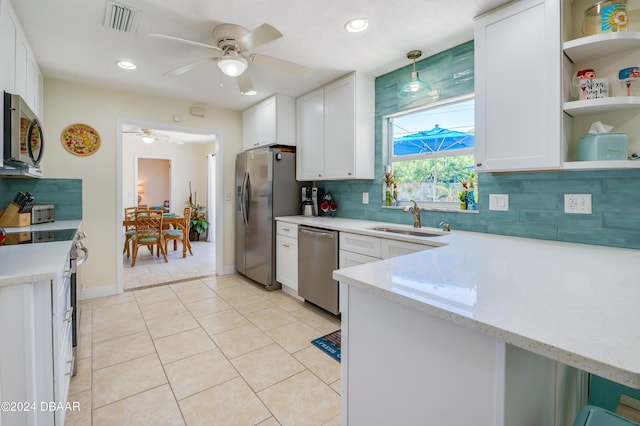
[116,119,224,292]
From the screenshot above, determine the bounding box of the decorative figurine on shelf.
[573,69,596,100]
[618,66,640,96]
[384,166,396,207]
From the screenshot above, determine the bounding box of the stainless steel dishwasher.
[298,225,339,315]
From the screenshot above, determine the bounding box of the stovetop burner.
[1,228,77,246]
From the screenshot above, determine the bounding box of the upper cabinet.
[475,0,640,172]
[296,72,375,181]
[242,94,295,150]
[474,0,562,172]
[0,0,43,118]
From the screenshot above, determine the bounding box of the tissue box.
[577,133,628,161]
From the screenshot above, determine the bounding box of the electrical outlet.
[564,194,592,214]
[362,192,369,204]
[489,194,509,211]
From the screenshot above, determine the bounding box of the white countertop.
[277,215,640,388]
[0,220,82,286]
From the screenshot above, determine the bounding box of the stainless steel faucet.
[439,221,450,232]
[403,200,421,228]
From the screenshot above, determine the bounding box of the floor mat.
[311,330,341,362]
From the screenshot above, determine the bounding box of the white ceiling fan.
[123,128,183,145]
[149,22,313,95]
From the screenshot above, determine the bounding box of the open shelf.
[563,96,640,116]
[563,32,640,63]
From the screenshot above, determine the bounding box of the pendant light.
[398,50,434,99]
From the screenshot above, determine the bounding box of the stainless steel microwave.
[2,92,43,177]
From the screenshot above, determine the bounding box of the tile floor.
[123,240,217,290]
[66,271,342,425]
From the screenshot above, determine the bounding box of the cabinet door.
[242,106,259,150]
[296,88,325,180]
[276,235,298,291]
[339,250,379,268]
[474,0,562,171]
[324,75,356,179]
[258,96,276,146]
[0,6,17,93]
[380,239,431,259]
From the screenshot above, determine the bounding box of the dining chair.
[123,206,142,259]
[163,206,193,258]
[131,208,168,266]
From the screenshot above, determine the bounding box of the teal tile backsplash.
[325,40,640,249]
[0,178,82,220]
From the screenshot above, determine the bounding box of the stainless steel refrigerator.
[235,147,303,290]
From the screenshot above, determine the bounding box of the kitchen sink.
[369,226,446,237]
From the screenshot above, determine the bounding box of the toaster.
[31,204,55,224]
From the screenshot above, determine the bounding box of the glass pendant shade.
[398,50,436,99]
[217,53,248,77]
[398,71,433,98]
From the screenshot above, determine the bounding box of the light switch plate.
[489,194,509,211]
[362,192,369,204]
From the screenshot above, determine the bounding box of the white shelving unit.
[561,0,640,170]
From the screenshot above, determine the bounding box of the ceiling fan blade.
[238,23,282,50]
[164,57,217,76]
[249,54,312,78]
[148,33,222,51]
[236,72,256,95]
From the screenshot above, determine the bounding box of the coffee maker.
[301,186,325,216]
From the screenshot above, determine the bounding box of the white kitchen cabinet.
[340,283,584,425]
[339,231,435,268]
[0,0,43,118]
[474,0,562,172]
[295,88,325,179]
[275,221,299,294]
[242,94,295,150]
[296,72,375,180]
[0,257,73,426]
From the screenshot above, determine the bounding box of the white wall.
[43,78,242,296]
[137,158,170,208]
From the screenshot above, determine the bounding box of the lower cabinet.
[340,284,586,425]
[275,221,299,294]
[339,232,435,267]
[0,258,72,426]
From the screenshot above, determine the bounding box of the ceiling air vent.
[103,1,142,34]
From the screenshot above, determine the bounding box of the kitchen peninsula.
[330,224,640,425]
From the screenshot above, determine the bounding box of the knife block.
[0,203,31,227]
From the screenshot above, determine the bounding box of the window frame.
[383,93,476,211]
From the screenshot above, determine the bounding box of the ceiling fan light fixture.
[344,18,369,33]
[398,50,436,100]
[141,134,155,143]
[217,53,248,77]
[241,89,257,96]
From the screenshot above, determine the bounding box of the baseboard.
[79,284,118,300]
[222,265,236,275]
[281,285,304,301]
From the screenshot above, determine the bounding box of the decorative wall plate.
[61,123,101,156]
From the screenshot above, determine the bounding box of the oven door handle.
[75,246,89,266]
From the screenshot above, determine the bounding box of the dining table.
[123,213,191,259]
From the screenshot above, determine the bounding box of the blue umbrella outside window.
[392,124,475,201]
[393,124,474,156]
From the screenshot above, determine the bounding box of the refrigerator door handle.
[240,172,249,225]
[245,173,251,223]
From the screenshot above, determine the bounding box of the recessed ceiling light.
[344,18,369,33]
[116,60,137,70]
